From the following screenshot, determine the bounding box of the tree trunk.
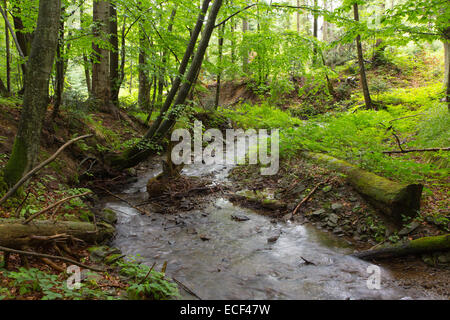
[109,2,120,106]
[4,0,10,94]
[156,7,177,111]
[323,0,328,41]
[215,23,225,109]
[80,7,91,96]
[138,24,151,112]
[302,152,423,225]
[52,10,65,120]
[11,7,32,90]
[352,234,450,260]
[443,27,450,111]
[92,0,112,112]
[353,3,373,109]
[107,0,222,170]
[2,0,61,187]
[141,0,211,140]
[242,18,249,74]
[0,219,114,249]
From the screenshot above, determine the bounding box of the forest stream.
[101,137,444,300]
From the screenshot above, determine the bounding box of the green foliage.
[117,257,179,300]
[220,102,303,130]
[1,267,117,300]
[224,83,448,183]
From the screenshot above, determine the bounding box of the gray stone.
[331,203,344,212]
[437,252,450,264]
[100,208,117,225]
[328,213,339,224]
[398,221,421,236]
[309,209,326,217]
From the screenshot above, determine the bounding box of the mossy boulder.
[99,208,118,225]
[89,246,121,263]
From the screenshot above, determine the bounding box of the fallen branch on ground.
[0,134,93,206]
[292,180,328,216]
[23,191,92,225]
[0,245,105,272]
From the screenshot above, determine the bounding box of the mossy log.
[302,152,423,224]
[352,234,450,260]
[0,219,114,248]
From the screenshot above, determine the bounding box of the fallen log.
[352,234,450,260]
[301,152,423,224]
[0,218,114,248]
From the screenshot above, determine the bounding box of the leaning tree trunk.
[353,3,373,110]
[2,0,61,187]
[302,152,423,225]
[0,219,114,249]
[353,234,450,260]
[106,0,222,170]
[92,0,113,112]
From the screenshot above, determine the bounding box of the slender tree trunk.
[4,0,10,94]
[52,9,65,120]
[11,5,33,92]
[143,0,211,140]
[323,0,328,41]
[215,23,225,109]
[242,19,249,74]
[92,0,113,112]
[138,24,151,112]
[312,0,318,63]
[296,0,300,33]
[80,7,91,96]
[443,27,450,111]
[107,0,223,169]
[2,0,61,187]
[109,2,120,106]
[353,3,373,110]
[117,16,127,98]
[156,7,177,110]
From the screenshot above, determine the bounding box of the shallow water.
[105,141,442,300]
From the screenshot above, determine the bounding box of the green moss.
[2,137,28,187]
[409,234,450,251]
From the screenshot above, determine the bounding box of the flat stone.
[231,214,250,222]
[309,209,326,217]
[267,235,280,243]
[331,203,343,211]
[328,213,340,224]
[437,252,450,264]
[398,221,421,236]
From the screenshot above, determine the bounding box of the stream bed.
[103,145,444,300]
